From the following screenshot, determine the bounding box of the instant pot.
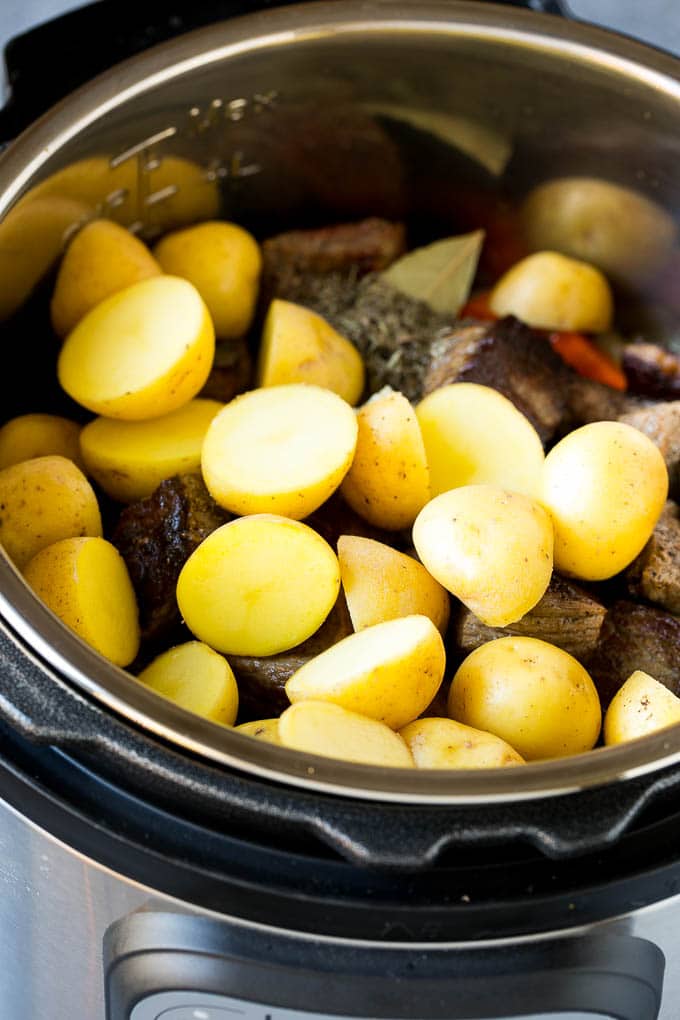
[1,2,680,1017]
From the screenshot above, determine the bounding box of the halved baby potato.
[201,384,358,519]
[0,413,83,471]
[258,299,365,405]
[234,718,282,744]
[138,641,239,726]
[80,398,223,502]
[23,536,139,667]
[285,614,446,731]
[177,514,340,657]
[413,485,553,627]
[341,387,431,529]
[0,455,102,569]
[338,535,450,635]
[57,275,215,420]
[51,218,161,338]
[416,383,544,500]
[399,717,525,769]
[279,701,414,768]
[604,670,680,746]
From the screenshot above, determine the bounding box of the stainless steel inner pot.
[0,0,679,803]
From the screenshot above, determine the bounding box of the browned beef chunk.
[622,342,680,399]
[586,600,680,708]
[564,374,637,427]
[422,316,568,443]
[112,474,229,645]
[305,492,393,550]
[627,501,680,615]
[229,595,353,720]
[200,339,252,403]
[454,574,606,662]
[619,401,680,494]
[263,218,406,277]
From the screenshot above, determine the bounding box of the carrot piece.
[460,290,498,321]
[549,331,627,391]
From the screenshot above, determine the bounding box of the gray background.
[1,0,679,64]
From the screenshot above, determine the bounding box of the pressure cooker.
[1,1,680,1017]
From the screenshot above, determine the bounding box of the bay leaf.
[381,229,485,316]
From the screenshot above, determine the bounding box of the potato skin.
[399,717,525,769]
[413,485,553,627]
[489,251,613,333]
[542,421,669,580]
[0,414,83,471]
[448,636,601,760]
[138,641,238,726]
[279,701,415,768]
[24,536,139,666]
[0,455,102,569]
[604,670,680,745]
[234,718,282,744]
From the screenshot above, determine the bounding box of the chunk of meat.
[563,374,637,427]
[229,594,353,720]
[622,342,680,399]
[112,474,230,645]
[263,218,406,277]
[627,501,680,615]
[586,600,680,708]
[454,574,606,662]
[620,401,680,494]
[200,339,252,403]
[305,492,393,550]
[422,316,568,443]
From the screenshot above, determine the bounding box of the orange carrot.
[460,290,498,321]
[549,331,627,391]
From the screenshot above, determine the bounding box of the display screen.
[129,991,616,1020]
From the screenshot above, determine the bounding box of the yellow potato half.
[0,455,102,569]
[201,384,358,519]
[416,383,544,500]
[51,219,161,337]
[604,671,680,746]
[448,636,601,760]
[285,614,446,730]
[234,718,282,745]
[542,421,668,580]
[177,515,340,656]
[341,387,431,529]
[138,641,238,726]
[80,398,223,502]
[279,701,414,768]
[489,251,613,333]
[154,221,261,339]
[24,536,139,667]
[58,275,215,420]
[413,486,553,627]
[338,535,450,634]
[399,717,525,769]
[0,413,83,471]
[258,299,364,405]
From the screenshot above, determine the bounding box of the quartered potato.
[80,398,223,502]
[234,718,283,744]
[416,383,544,500]
[24,536,139,667]
[138,641,239,726]
[413,485,553,627]
[51,219,161,337]
[177,515,340,657]
[154,221,262,339]
[0,455,102,569]
[338,535,450,634]
[58,275,215,420]
[399,717,525,769]
[278,701,414,767]
[258,299,364,404]
[340,387,431,529]
[285,614,446,730]
[449,636,601,761]
[543,421,668,580]
[604,670,680,746]
[490,251,613,333]
[0,413,83,471]
[201,384,358,519]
